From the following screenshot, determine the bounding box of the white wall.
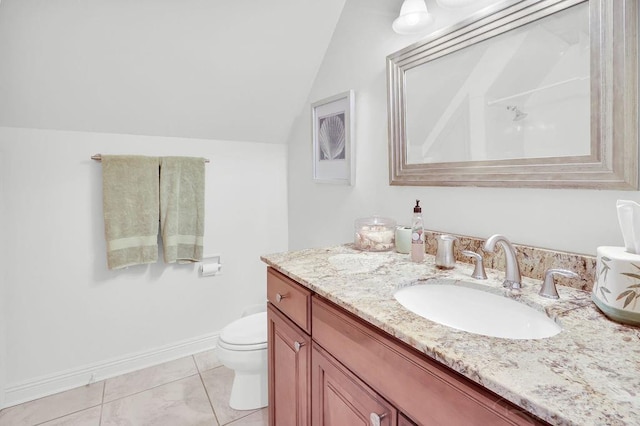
[0,127,288,407]
[0,148,6,409]
[0,0,6,407]
[287,0,638,255]
[0,0,301,407]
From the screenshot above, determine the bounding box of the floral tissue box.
[593,246,640,326]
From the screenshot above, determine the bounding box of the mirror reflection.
[388,0,638,189]
[405,3,590,164]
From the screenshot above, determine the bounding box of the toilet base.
[229,366,268,410]
[216,310,268,411]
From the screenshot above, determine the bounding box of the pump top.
[414,200,421,213]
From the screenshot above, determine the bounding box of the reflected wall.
[405,3,590,164]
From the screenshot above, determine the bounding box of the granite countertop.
[261,244,640,426]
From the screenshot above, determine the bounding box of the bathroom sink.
[394,282,561,339]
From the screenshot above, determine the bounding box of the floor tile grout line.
[33,369,226,426]
[222,409,261,426]
[99,381,105,426]
[100,352,215,404]
[4,353,225,426]
[30,403,102,426]
[0,381,104,424]
[198,370,221,425]
[102,372,201,404]
[193,354,202,374]
[100,354,201,401]
[28,382,104,425]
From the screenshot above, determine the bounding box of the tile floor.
[0,349,267,426]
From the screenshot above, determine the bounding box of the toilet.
[217,311,268,410]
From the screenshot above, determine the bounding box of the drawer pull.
[275,293,288,303]
[294,341,305,352]
[370,412,387,426]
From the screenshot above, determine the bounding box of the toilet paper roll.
[200,263,222,276]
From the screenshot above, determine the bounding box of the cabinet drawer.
[267,268,312,333]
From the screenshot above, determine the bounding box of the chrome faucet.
[482,234,521,289]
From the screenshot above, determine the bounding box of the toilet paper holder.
[200,254,222,277]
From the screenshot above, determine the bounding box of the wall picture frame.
[311,90,355,185]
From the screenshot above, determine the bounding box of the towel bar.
[91,153,210,163]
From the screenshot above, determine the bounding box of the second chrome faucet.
[483,234,521,289]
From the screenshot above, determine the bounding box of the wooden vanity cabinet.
[312,296,545,425]
[398,414,417,426]
[312,343,397,426]
[267,269,312,425]
[267,305,311,425]
[266,267,546,426]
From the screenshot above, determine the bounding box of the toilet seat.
[218,339,267,351]
[218,311,267,351]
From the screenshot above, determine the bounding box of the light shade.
[435,0,477,8]
[392,0,433,35]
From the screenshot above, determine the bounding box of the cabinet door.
[399,413,417,426]
[268,304,311,426]
[312,343,397,426]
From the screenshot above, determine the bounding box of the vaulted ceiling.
[0,0,346,144]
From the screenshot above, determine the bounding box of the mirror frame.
[387,0,638,189]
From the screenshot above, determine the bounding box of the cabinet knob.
[294,341,305,352]
[369,412,387,426]
[275,293,288,303]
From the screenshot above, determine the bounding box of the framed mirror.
[387,0,638,189]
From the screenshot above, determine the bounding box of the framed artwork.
[311,90,354,185]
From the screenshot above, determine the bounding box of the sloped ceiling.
[0,0,346,144]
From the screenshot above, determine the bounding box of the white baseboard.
[2,331,219,409]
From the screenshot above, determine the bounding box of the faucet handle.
[461,250,487,280]
[539,268,580,299]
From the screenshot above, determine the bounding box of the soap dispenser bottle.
[411,200,424,262]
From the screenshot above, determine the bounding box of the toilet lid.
[220,311,267,346]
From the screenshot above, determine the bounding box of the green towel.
[160,157,206,264]
[102,155,160,269]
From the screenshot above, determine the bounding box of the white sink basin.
[394,283,561,340]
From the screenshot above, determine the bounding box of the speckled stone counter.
[261,245,640,426]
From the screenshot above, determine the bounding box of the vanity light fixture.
[393,0,433,35]
[435,0,477,8]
